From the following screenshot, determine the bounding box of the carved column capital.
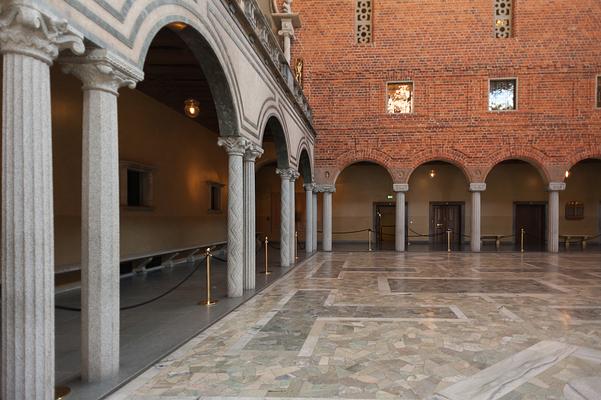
[244,143,264,162]
[548,182,566,192]
[304,183,315,192]
[0,4,84,64]
[314,184,336,193]
[469,182,487,192]
[276,167,296,180]
[393,183,409,193]
[62,49,144,95]
[278,19,295,39]
[218,137,250,156]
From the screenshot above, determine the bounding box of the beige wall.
[560,161,601,237]
[50,70,229,270]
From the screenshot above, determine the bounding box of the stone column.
[304,184,314,253]
[548,182,566,253]
[62,49,142,382]
[470,183,486,253]
[0,5,84,399]
[317,185,336,252]
[312,192,318,251]
[243,144,263,290]
[218,137,250,297]
[393,184,409,252]
[289,171,300,262]
[276,168,294,267]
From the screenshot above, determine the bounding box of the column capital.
[314,184,336,193]
[276,167,297,180]
[62,49,144,95]
[548,182,566,192]
[469,182,487,192]
[304,183,315,192]
[0,4,84,64]
[278,19,295,39]
[393,183,409,193]
[244,143,264,162]
[218,136,250,156]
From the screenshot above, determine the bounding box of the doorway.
[373,202,409,250]
[514,203,546,251]
[430,202,463,251]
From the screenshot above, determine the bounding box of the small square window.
[489,79,517,111]
[120,161,155,209]
[596,76,601,108]
[208,182,224,212]
[387,82,413,114]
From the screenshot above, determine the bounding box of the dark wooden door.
[514,203,546,251]
[430,203,463,250]
[375,204,395,250]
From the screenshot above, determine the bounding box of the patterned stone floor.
[108,252,601,400]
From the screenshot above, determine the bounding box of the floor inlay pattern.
[109,252,601,400]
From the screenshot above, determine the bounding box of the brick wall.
[291,0,601,184]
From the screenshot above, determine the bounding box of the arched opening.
[51,22,243,395]
[407,161,470,251]
[332,162,394,250]
[560,158,601,250]
[483,160,547,251]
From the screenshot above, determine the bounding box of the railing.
[226,0,314,123]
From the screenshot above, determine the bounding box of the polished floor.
[108,251,601,400]
[55,245,303,400]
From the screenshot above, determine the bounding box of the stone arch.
[566,146,601,172]
[331,149,396,184]
[482,150,551,184]
[297,145,313,184]
[261,115,290,169]
[135,12,240,137]
[407,150,473,183]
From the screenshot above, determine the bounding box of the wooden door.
[514,203,546,251]
[430,203,463,250]
[375,204,396,250]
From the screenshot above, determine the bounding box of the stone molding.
[276,167,296,180]
[244,143,264,162]
[314,184,336,193]
[0,4,84,64]
[548,182,566,192]
[62,49,144,95]
[470,183,487,192]
[218,137,250,157]
[393,183,409,193]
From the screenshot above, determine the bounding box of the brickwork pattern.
[291,0,601,184]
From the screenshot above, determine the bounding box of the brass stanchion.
[295,231,299,260]
[368,229,373,252]
[447,230,452,253]
[55,386,71,399]
[520,228,525,253]
[261,236,271,275]
[200,247,217,306]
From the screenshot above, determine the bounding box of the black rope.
[317,228,372,235]
[56,257,206,312]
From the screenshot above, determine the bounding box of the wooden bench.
[559,235,589,250]
[481,235,505,250]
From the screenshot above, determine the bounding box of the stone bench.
[560,235,589,250]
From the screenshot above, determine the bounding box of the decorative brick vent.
[494,0,512,38]
[356,0,372,44]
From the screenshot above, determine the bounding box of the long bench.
[559,235,589,250]
[481,234,506,250]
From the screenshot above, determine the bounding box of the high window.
[489,79,517,111]
[387,82,413,114]
[355,1,372,44]
[208,182,224,212]
[120,161,154,209]
[494,0,513,38]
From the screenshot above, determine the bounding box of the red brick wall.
[291,0,601,184]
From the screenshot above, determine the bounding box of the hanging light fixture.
[184,99,200,118]
[429,169,436,179]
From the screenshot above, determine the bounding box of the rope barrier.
[317,228,372,235]
[56,257,207,312]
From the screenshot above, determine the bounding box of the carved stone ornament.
[393,183,409,193]
[314,184,336,193]
[0,4,84,64]
[244,143,264,161]
[62,49,144,95]
[276,167,296,180]
[469,183,487,192]
[218,137,250,156]
[548,182,567,192]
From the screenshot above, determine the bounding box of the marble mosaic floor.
[108,252,601,400]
